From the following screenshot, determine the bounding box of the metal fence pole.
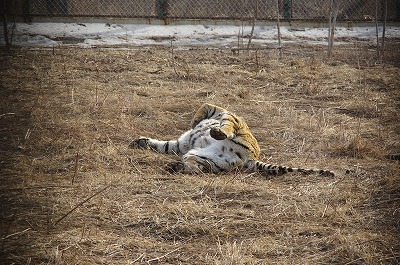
[283,0,292,20]
[157,0,169,19]
[2,0,11,53]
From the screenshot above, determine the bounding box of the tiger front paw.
[129,138,149,149]
[210,127,228,140]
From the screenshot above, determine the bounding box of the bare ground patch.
[0,42,399,264]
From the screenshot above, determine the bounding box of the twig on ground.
[375,0,380,58]
[0,112,15,118]
[170,40,180,78]
[146,247,182,263]
[247,0,258,50]
[71,152,79,185]
[1,228,31,240]
[53,183,114,226]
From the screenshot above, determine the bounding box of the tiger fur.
[129,103,334,177]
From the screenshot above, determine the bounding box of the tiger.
[129,103,334,177]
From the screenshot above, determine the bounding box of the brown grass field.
[1,41,399,264]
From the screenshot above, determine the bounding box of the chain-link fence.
[6,0,400,22]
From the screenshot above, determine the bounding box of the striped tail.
[243,160,334,177]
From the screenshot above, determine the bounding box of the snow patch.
[1,22,399,47]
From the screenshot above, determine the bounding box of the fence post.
[2,0,11,53]
[328,0,339,58]
[22,0,31,22]
[157,0,169,20]
[283,0,292,20]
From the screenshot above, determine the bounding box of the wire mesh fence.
[6,0,400,22]
[3,0,398,59]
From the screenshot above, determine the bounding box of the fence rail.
[5,0,400,22]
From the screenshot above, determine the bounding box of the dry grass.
[1,42,399,264]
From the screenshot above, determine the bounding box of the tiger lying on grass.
[130,103,334,177]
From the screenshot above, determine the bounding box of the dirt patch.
[1,42,399,264]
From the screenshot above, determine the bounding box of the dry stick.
[328,0,333,55]
[241,21,245,48]
[71,83,75,104]
[246,16,255,50]
[0,212,15,255]
[132,253,145,263]
[231,47,278,52]
[53,183,113,226]
[237,30,241,54]
[95,65,99,106]
[71,152,79,185]
[0,112,15,118]
[330,1,339,55]
[374,0,380,58]
[7,185,75,192]
[63,57,68,98]
[381,0,387,60]
[170,40,180,78]
[275,0,282,58]
[255,49,260,71]
[8,17,16,47]
[328,0,339,58]
[146,247,182,263]
[1,228,31,240]
[247,0,258,50]
[95,85,99,106]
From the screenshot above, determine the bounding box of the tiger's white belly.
[177,119,249,172]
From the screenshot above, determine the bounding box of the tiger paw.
[129,138,149,149]
[165,161,185,173]
[210,127,227,140]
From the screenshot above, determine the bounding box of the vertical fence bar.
[283,0,291,20]
[2,0,11,53]
[157,0,169,19]
[381,0,387,59]
[276,0,282,58]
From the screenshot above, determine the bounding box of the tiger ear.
[191,104,208,128]
[191,118,202,128]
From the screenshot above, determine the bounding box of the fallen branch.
[0,112,15,118]
[146,247,182,263]
[247,0,258,49]
[71,152,79,185]
[170,40,180,78]
[1,228,31,240]
[53,183,113,226]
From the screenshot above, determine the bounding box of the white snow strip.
[1,22,399,47]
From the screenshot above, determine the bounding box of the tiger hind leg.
[243,160,334,177]
[167,148,242,174]
[165,156,207,174]
[166,155,219,174]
